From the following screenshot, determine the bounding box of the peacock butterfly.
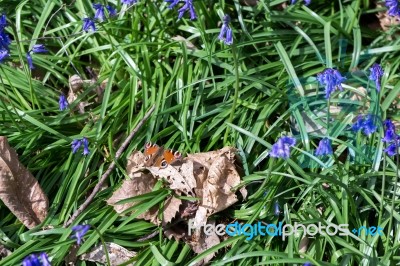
[143,142,182,168]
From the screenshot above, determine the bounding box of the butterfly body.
[144,142,182,168]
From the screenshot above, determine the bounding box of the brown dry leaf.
[80,242,136,266]
[171,35,197,50]
[0,137,48,229]
[107,152,159,222]
[67,74,106,113]
[106,172,159,224]
[0,245,11,259]
[67,89,91,114]
[162,196,182,224]
[187,147,237,170]
[189,220,220,266]
[206,155,241,213]
[146,164,196,197]
[187,147,247,229]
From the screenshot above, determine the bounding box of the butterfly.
[144,142,182,168]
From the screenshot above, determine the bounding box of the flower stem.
[378,148,386,227]
[385,141,399,254]
[224,43,240,145]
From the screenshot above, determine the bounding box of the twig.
[64,105,155,227]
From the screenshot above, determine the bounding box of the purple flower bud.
[317,68,346,99]
[270,136,296,159]
[218,14,233,46]
[59,95,68,111]
[71,224,90,245]
[71,139,82,154]
[369,63,384,92]
[26,52,34,69]
[315,138,333,156]
[40,252,51,266]
[82,137,90,155]
[385,0,400,17]
[0,14,7,30]
[82,18,96,32]
[32,44,47,53]
[170,0,197,20]
[0,49,9,63]
[93,4,106,22]
[22,254,40,266]
[165,0,180,9]
[121,0,138,5]
[351,114,377,136]
[106,5,117,17]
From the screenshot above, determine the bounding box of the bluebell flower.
[315,138,333,156]
[382,119,397,142]
[369,63,384,92]
[351,115,364,132]
[106,5,117,17]
[291,0,311,5]
[22,254,40,266]
[362,115,377,136]
[0,49,9,63]
[270,136,296,160]
[0,14,7,31]
[59,95,68,111]
[122,0,137,5]
[32,44,47,53]
[40,252,51,266]
[71,139,82,154]
[93,4,106,22]
[22,253,51,266]
[0,31,11,50]
[71,138,90,155]
[82,18,96,32]
[385,142,399,156]
[165,0,180,9]
[274,201,280,216]
[303,262,312,266]
[385,0,400,16]
[218,15,233,45]
[177,0,197,20]
[26,44,47,70]
[317,68,346,99]
[352,114,377,136]
[71,224,90,245]
[382,119,400,156]
[82,137,90,155]
[26,52,34,69]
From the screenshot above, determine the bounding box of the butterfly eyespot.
[144,155,151,161]
[145,142,152,149]
[160,160,168,169]
[174,151,182,159]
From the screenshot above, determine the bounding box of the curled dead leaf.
[80,242,136,266]
[0,137,48,229]
[189,220,220,265]
[106,172,159,224]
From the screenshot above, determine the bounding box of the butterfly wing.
[144,142,162,166]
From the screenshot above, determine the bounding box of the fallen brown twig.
[64,105,155,227]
